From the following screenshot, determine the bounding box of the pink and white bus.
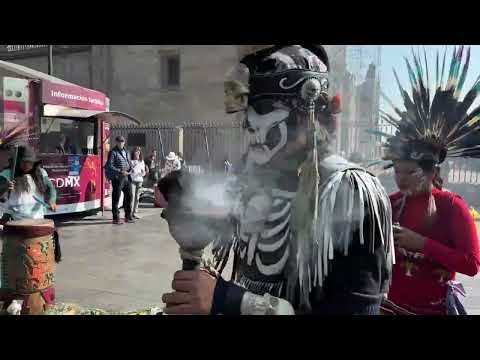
[0,60,140,216]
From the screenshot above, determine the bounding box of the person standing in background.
[177,152,186,167]
[224,157,232,173]
[130,147,146,220]
[161,152,181,178]
[106,136,134,225]
[145,150,158,186]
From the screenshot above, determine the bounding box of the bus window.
[40,117,97,155]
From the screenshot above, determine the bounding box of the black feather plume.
[377,46,480,163]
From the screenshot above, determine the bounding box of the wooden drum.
[1,219,56,314]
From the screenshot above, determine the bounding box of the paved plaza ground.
[54,205,180,312]
[32,205,480,314]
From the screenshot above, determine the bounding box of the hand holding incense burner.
[160,171,234,271]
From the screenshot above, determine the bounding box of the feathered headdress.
[380,46,480,165]
[0,122,35,184]
[0,122,29,150]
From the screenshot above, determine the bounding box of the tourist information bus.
[0,60,140,216]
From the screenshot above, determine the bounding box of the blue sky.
[380,45,480,107]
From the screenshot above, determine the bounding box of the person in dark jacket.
[161,45,393,315]
[107,136,134,225]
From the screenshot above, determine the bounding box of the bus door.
[100,120,111,212]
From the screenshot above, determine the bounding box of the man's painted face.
[224,47,330,170]
[393,160,433,195]
[245,105,290,167]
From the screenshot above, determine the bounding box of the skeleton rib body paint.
[235,187,295,296]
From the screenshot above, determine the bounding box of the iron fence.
[110,123,480,192]
[446,159,480,185]
[110,121,247,171]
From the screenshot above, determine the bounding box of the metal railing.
[111,123,480,188]
[110,121,247,171]
[446,159,480,185]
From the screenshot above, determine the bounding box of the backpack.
[104,150,117,181]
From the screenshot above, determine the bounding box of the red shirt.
[389,188,480,315]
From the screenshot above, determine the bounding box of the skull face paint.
[245,106,289,167]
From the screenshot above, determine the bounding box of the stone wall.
[3,45,367,129]
[104,45,238,125]
[10,50,93,89]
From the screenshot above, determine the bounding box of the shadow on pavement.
[56,220,114,228]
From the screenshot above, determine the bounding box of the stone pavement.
[51,206,480,314]
[55,204,181,312]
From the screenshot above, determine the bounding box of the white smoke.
[168,170,273,252]
[181,172,239,217]
[167,172,241,251]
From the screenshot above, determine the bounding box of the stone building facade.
[1,45,381,159]
[1,45,239,125]
[324,45,381,161]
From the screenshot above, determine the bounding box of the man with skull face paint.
[161,45,394,315]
